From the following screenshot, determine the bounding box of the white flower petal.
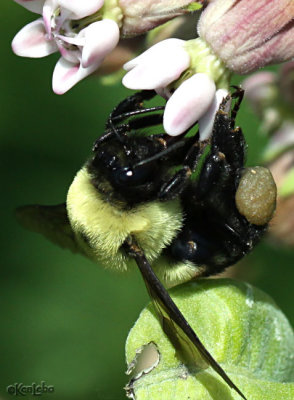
[42,0,58,36]
[12,18,58,58]
[123,39,186,71]
[58,0,104,19]
[14,0,45,14]
[163,73,216,136]
[198,88,229,141]
[122,41,190,90]
[156,87,172,100]
[52,57,98,94]
[56,34,85,46]
[57,44,80,63]
[81,19,120,68]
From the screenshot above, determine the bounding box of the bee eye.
[114,165,153,187]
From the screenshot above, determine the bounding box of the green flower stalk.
[126,279,294,399]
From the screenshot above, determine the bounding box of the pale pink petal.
[52,57,98,94]
[57,43,80,63]
[58,0,104,19]
[163,73,216,136]
[81,19,119,68]
[198,89,229,141]
[122,40,190,90]
[123,39,186,71]
[56,34,85,46]
[42,0,58,37]
[12,18,58,58]
[14,0,45,14]
[55,33,82,65]
[155,87,172,100]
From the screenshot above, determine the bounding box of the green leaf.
[125,279,294,399]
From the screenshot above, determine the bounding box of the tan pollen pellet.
[235,166,277,225]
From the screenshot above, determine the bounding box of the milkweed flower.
[123,0,294,138]
[12,0,199,94]
[12,0,120,94]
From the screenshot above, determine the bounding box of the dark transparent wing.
[15,204,83,255]
[126,239,246,400]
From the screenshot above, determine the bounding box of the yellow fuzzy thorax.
[66,167,183,271]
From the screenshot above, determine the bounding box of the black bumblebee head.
[88,135,163,203]
[87,97,195,206]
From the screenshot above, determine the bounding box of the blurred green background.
[1,2,294,400]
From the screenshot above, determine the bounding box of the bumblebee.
[17,89,277,400]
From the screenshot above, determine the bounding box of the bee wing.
[15,204,83,255]
[128,241,246,400]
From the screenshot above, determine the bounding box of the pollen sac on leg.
[235,166,277,226]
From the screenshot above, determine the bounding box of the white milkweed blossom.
[12,0,120,94]
[12,0,198,94]
[123,36,229,140]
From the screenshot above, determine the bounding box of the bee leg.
[192,130,244,210]
[193,152,227,200]
[158,140,208,201]
[110,106,164,125]
[107,90,157,126]
[127,113,163,129]
[94,92,163,147]
[158,166,192,200]
[93,113,164,150]
[211,102,246,174]
[229,86,244,124]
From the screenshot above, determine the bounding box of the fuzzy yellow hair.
[67,167,183,272]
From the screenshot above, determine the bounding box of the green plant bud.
[125,279,294,399]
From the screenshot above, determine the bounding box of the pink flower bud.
[119,0,199,36]
[198,0,294,74]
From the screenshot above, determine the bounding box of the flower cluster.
[12,0,122,94]
[123,0,294,138]
[12,0,294,137]
[12,0,198,94]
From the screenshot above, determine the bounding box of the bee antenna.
[107,116,126,144]
[134,140,186,168]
